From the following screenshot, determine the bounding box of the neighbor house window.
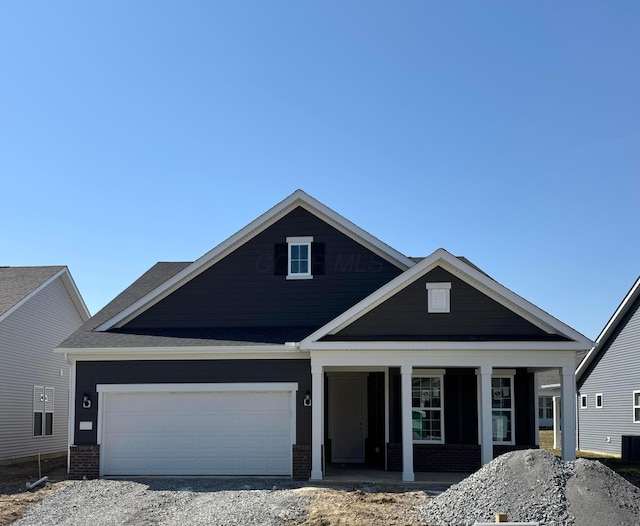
[580,394,588,409]
[33,386,54,437]
[538,396,554,419]
[412,375,444,443]
[634,391,640,423]
[286,236,313,279]
[596,393,603,408]
[426,282,451,313]
[492,376,514,444]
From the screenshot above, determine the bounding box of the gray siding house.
[57,190,593,481]
[577,276,640,456]
[0,267,90,463]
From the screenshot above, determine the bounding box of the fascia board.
[576,276,640,381]
[0,268,68,324]
[302,248,594,347]
[300,340,591,351]
[59,268,91,320]
[96,189,414,331]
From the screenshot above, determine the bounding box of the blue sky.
[1,1,638,340]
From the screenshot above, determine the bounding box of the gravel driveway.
[13,478,310,526]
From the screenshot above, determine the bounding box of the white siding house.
[0,267,89,463]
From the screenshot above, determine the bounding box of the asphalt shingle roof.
[0,266,65,318]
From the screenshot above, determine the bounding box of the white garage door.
[100,388,294,476]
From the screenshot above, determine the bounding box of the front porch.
[308,349,578,482]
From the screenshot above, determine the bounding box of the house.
[576,275,640,456]
[56,190,592,481]
[0,266,90,464]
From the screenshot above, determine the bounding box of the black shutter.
[312,242,325,275]
[274,243,288,275]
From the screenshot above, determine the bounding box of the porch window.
[492,376,514,444]
[634,391,640,423]
[538,396,553,419]
[412,376,444,443]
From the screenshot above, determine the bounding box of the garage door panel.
[102,390,293,476]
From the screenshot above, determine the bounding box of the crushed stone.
[416,449,640,526]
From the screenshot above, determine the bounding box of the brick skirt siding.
[387,443,538,473]
[69,445,100,479]
[292,444,311,480]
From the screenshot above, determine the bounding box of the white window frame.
[596,393,603,408]
[426,282,451,313]
[580,394,588,409]
[633,391,640,423]
[411,371,445,444]
[538,396,554,419]
[492,374,515,445]
[286,236,313,280]
[33,385,54,437]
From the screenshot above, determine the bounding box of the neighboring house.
[56,190,592,481]
[536,350,587,430]
[0,266,90,463]
[576,276,640,456]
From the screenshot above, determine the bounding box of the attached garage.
[97,383,297,476]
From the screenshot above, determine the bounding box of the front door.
[329,375,366,463]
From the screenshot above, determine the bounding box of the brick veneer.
[292,444,311,480]
[69,445,100,479]
[386,443,538,473]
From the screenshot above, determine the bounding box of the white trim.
[95,190,414,331]
[580,394,588,409]
[287,236,313,279]
[426,282,451,313]
[0,268,90,324]
[577,276,640,380]
[56,346,309,360]
[595,393,603,408]
[411,373,445,444]
[633,391,640,423]
[301,249,593,347]
[68,357,76,455]
[286,236,313,244]
[384,367,389,469]
[96,382,299,394]
[491,374,515,446]
[303,341,589,351]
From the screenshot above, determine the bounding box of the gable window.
[492,375,514,444]
[33,386,54,437]
[412,373,444,443]
[287,236,312,278]
[633,391,640,423]
[580,394,588,409]
[596,393,603,408]
[426,282,451,313]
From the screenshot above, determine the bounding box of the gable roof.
[0,266,90,323]
[576,275,640,382]
[300,248,593,350]
[95,190,416,332]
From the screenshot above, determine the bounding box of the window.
[492,376,514,444]
[634,391,640,423]
[539,396,554,419]
[426,282,451,313]
[580,394,588,409]
[412,375,444,443]
[286,237,312,279]
[596,393,603,408]
[33,386,54,437]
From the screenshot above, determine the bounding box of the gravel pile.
[416,449,640,526]
[13,478,309,526]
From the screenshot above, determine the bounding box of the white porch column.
[310,365,324,480]
[479,365,494,466]
[552,395,561,450]
[400,365,415,482]
[561,366,576,461]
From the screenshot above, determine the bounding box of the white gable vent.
[426,282,451,313]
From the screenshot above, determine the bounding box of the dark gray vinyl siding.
[327,267,566,341]
[578,296,640,455]
[123,207,403,331]
[75,359,311,446]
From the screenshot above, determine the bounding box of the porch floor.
[320,463,469,492]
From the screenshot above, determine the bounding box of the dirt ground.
[291,487,430,526]
[0,456,71,526]
[0,458,431,526]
